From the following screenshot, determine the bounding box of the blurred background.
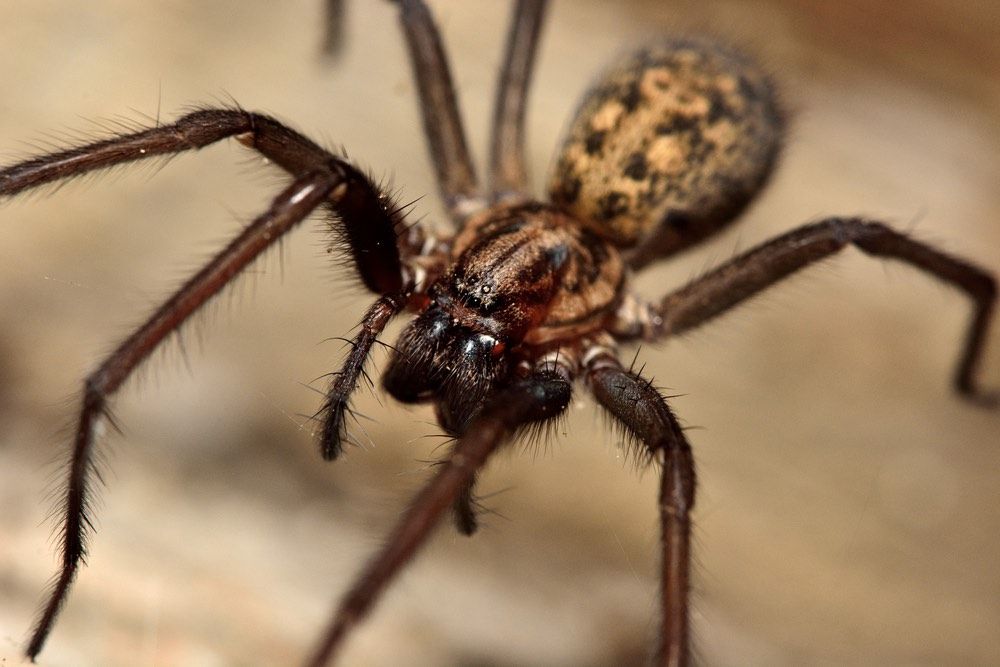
[0,1,998,665]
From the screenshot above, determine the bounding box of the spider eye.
[465,333,501,358]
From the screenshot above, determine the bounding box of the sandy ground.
[1,1,998,666]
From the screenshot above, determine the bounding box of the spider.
[2,1,997,665]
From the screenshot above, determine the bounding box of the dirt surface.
[1,2,998,666]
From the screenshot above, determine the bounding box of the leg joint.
[172,108,256,149]
[82,375,108,410]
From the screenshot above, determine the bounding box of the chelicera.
[2,1,995,665]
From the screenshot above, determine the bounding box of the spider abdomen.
[450,202,625,345]
[549,37,784,259]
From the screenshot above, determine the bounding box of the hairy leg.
[627,217,996,402]
[586,351,696,667]
[488,0,549,203]
[25,172,341,659]
[307,364,573,666]
[0,108,409,294]
[320,293,406,460]
[392,0,480,220]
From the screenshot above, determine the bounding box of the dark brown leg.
[451,478,481,535]
[25,172,341,660]
[0,108,408,294]
[647,217,997,403]
[320,293,406,460]
[586,352,695,667]
[321,0,346,57]
[392,0,480,220]
[488,0,548,202]
[307,366,573,667]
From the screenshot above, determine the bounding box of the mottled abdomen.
[549,37,784,260]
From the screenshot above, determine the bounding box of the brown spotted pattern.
[450,203,624,345]
[549,37,784,254]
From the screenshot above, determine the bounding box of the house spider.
[0,1,992,667]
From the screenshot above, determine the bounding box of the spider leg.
[24,172,342,660]
[0,108,410,294]
[450,342,572,537]
[392,0,481,221]
[320,293,406,460]
[619,217,997,403]
[451,477,481,535]
[488,0,548,203]
[321,0,346,57]
[307,364,573,667]
[585,350,695,667]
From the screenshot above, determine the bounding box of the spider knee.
[171,108,256,149]
[821,216,866,243]
[82,376,109,410]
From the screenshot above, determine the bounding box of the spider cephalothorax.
[1,1,995,666]
[385,202,628,433]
